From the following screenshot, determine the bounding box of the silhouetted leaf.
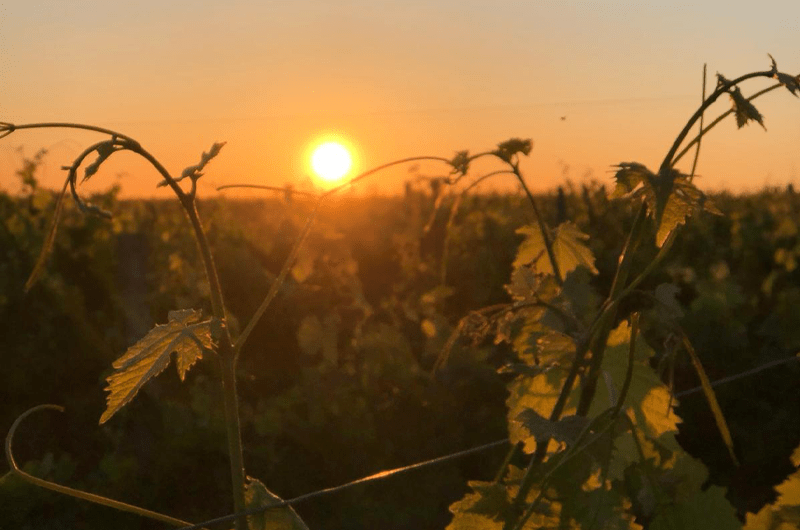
[769,54,800,97]
[450,150,471,176]
[729,86,766,130]
[99,309,213,424]
[494,138,533,163]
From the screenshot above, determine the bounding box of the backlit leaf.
[244,476,309,530]
[515,222,598,276]
[649,486,741,530]
[612,163,718,247]
[744,443,800,529]
[99,309,212,424]
[515,408,590,447]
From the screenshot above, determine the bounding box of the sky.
[1,0,798,197]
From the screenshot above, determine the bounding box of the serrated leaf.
[612,162,654,198]
[613,163,716,247]
[729,86,766,130]
[447,480,559,530]
[650,486,741,530]
[515,408,590,447]
[515,222,598,276]
[590,322,680,439]
[505,265,559,305]
[775,72,800,97]
[769,55,800,97]
[244,476,309,530]
[99,309,212,424]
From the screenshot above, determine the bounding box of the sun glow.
[311,141,352,183]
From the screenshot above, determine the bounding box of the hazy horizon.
[2,1,798,197]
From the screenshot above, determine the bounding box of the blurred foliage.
[1,153,800,527]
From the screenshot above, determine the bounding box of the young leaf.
[769,54,800,97]
[514,222,598,276]
[99,309,213,424]
[450,150,471,176]
[612,162,654,198]
[494,138,533,163]
[729,86,766,130]
[244,476,309,530]
[613,163,719,247]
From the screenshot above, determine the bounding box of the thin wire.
[176,439,508,530]
[674,355,799,397]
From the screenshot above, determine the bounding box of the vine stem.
[511,162,563,285]
[5,405,204,528]
[659,69,773,173]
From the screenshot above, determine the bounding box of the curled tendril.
[64,137,134,218]
[5,404,201,528]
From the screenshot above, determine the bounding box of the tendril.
[5,405,204,528]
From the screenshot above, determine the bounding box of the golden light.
[311,141,352,183]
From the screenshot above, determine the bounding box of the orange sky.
[1,1,798,197]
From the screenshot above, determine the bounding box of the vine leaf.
[447,478,559,530]
[515,409,590,447]
[768,54,800,97]
[515,222,598,276]
[99,309,213,425]
[649,486,741,530]
[744,443,800,528]
[244,476,309,530]
[448,480,511,525]
[719,74,766,130]
[450,150,471,176]
[493,138,533,163]
[589,322,680,439]
[613,163,720,247]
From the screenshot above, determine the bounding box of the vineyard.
[2,63,800,530]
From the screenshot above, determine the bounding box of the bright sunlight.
[311,141,352,183]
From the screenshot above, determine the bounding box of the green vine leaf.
[515,408,590,447]
[446,478,558,530]
[99,309,213,425]
[514,222,598,276]
[744,443,800,529]
[649,485,741,530]
[612,163,720,247]
[244,476,309,530]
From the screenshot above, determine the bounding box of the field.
[2,169,800,528]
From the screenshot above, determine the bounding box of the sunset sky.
[1,1,798,197]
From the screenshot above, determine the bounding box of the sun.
[311,141,352,183]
